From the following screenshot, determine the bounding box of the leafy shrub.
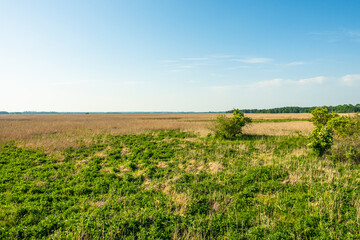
[310,107,338,126]
[328,114,360,137]
[308,107,338,157]
[307,125,333,157]
[212,109,251,139]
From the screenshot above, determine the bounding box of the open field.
[0,113,314,153]
[1,113,360,239]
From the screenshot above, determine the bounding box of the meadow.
[1,113,360,239]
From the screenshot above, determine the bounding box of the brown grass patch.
[0,113,317,153]
[158,161,169,168]
[244,121,314,136]
[208,162,224,173]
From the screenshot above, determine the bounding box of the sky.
[1,0,360,112]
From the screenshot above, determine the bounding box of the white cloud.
[226,65,250,70]
[235,57,273,64]
[255,78,283,87]
[178,65,194,69]
[297,76,325,85]
[211,55,234,59]
[341,74,360,86]
[182,57,209,61]
[310,29,360,42]
[253,76,326,88]
[285,61,305,66]
[170,65,194,72]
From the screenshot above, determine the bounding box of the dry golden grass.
[243,121,313,136]
[0,113,316,153]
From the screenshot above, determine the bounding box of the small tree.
[308,107,337,157]
[213,109,251,139]
[307,125,333,157]
[310,107,338,126]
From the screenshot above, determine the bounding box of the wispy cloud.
[341,74,360,86]
[226,65,250,70]
[210,54,234,59]
[182,57,209,61]
[297,76,325,85]
[254,78,283,87]
[178,65,194,69]
[234,57,273,64]
[311,29,360,42]
[170,65,194,72]
[208,85,233,92]
[254,76,326,88]
[285,61,306,66]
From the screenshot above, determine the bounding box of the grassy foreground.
[1,130,360,239]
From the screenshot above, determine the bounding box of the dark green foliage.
[235,103,360,113]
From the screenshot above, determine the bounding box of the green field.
[1,128,360,239]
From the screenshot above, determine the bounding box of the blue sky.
[1,0,360,112]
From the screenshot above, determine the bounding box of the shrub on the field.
[213,109,251,139]
[310,107,338,126]
[307,125,333,157]
[328,114,360,137]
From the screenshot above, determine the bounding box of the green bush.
[328,114,360,137]
[212,109,251,139]
[310,107,338,127]
[308,107,338,157]
[307,125,333,157]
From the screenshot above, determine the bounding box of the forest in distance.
[227,103,360,114]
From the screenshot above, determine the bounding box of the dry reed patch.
[244,121,313,136]
[245,113,312,120]
[169,191,192,215]
[0,113,317,154]
[0,113,314,141]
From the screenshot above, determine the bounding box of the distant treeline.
[228,104,360,114]
[0,111,222,115]
[2,104,360,115]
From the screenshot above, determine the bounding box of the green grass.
[1,130,360,239]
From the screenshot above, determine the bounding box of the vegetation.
[307,107,360,161]
[307,125,334,157]
[1,111,360,239]
[211,109,252,139]
[231,103,360,113]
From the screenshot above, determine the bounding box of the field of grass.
[1,113,360,239]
